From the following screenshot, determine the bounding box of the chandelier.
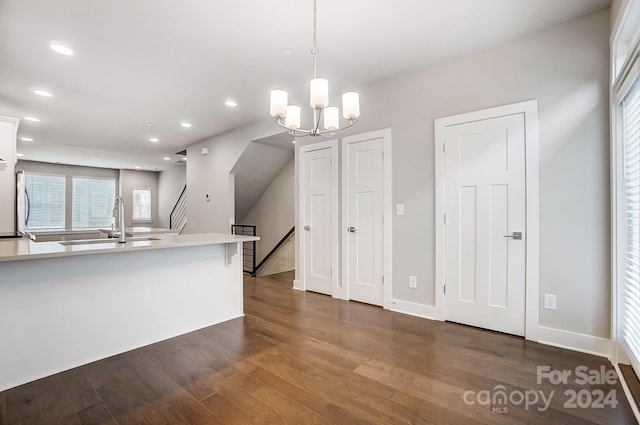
[269,0,360,137]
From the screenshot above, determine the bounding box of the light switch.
[409,275,417,288]
[543,294,557,310]
[396,203,404,216]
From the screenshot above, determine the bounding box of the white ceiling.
[0,0,611,171]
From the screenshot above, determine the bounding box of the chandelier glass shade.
[269,0,360,137]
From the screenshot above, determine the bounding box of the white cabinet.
[0,116,19,236]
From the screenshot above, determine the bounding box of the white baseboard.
[293,279,304,291]
[385,300,610,358]
[387,299,440,320]
[534,325,611,358]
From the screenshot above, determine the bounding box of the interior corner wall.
[240,157,295,265]
[184,119,284,234]
[119,169,159,227]
[158,165,186,229]
[611,0,626,27]
[306,10,611,339]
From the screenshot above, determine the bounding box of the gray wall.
[16,160,119,231]
[611,0,625,26]
[298,10,611,338]
[232,142,293,221]
[158,165,186,229]
[119,169,159,227]
[185,120,283,234]
[240,157,295,265]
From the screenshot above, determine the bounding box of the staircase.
[170,186,187,233]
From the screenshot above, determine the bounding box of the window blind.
[24,173,66,231]
[132,188,152,221]
[72,177,116,230]
[623,77,640,369]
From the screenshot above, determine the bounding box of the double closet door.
[299,130,389,306]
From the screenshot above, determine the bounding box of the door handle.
[348,226,357,233]
[304,225,311,231]
[503,231,522,240]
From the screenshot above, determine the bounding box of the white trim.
[295,139,339,297]
[611,0,640,367]
[388,299,438,320]
[535,326,611,358]
[341,129,392,307]
[612,53,640,366]
[434,99,540,340]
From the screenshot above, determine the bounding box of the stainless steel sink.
[58,237,161,246]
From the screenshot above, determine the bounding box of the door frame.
[434,100,540,340]
[340,129,392,306]
[294,139,339,296]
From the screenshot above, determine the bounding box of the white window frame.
[132,187,153,223]
[612,0,640,369]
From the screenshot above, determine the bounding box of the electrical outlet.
[396,203,404,216]
[544,294,557,310]
[409,275,417,289]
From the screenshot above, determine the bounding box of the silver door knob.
[348,226,357,233]
[304,225,311,231]
[503,231,522,240]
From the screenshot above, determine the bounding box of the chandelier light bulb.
[324,107,339,131]
[310,78,329,109]
[285,105,301,129]
[342,92,360,120]
[270,90,288,119]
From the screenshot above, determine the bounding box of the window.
[72,177,116,230]
[25,173,66,230]
[132,188,152,221]
[622,76,640,370]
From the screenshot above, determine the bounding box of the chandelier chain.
[311,0,319,76]
[312,0,318,54]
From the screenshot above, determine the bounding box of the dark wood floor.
[0,271,637,424]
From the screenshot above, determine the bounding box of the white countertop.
[0,233,259,263]
[98,226,178,236]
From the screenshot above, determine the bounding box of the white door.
[444,113,526,336]
[302,147,333,295]
[344,137,384,306]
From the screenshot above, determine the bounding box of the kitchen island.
[0,232,258,392]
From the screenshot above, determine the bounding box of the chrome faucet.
[112,196,126,243]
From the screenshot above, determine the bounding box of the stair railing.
[169,185,187,232]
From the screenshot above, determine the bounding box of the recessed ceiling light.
[182,157,187,161]
[149,137,159,142]
[33,89,53,97]
[146,123,154,127]
[283,49,293,55]
[50,43,74,56]
[24,116,40,122]
[292,140,296,144]
[92,156,101,159]
[20,137,34,142]
[135,166,141,169]
[225,100,238,107]
[180,122,192,128]
[163,157,171,161]
[16,153,25,157]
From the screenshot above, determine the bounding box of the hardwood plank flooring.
[1,270,637,424]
